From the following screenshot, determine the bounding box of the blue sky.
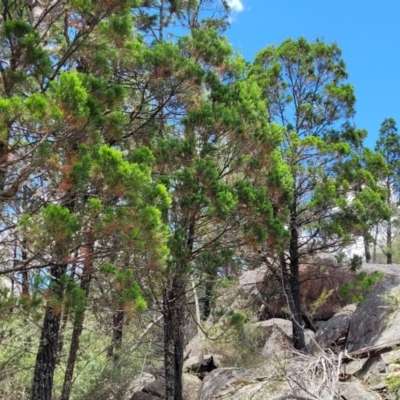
[225,0,400,148]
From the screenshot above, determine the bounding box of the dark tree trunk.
[108,309,125,362]
[286,200,306,352]
[364,231,371,263]
[60,244,93,400]
[280,252,305,351]
[163,284,175,400]
[0,128,9,195]
[31,264,66,400]
[163,272,186,400]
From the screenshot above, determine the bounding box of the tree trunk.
[387,179,392,264]
[280,252,306,351]
[202,279,213,320]
[60,243,93,400]
[21,243,30,298]
[163,284,175,400]
[373,224,379,263]
[363,231,371,263]
[286,200,306,351]
[163,272,186,400]
[31,264,66,400]
[190,276,202,335]
[108,309,125,362]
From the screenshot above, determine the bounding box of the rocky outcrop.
[198,368,292,400]
[338,378,382,400]
[312,304,356,351]
[182,373,202,400]
[125,373,156,400]
[129,263,400,400]
[142,377,166,399]
[130,393,160,400]
[183,354,220,379]
[346,274,400,354]
[130,374,201,400]
[253,318,292,337]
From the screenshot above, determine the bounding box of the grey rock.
[143,377,165,399]
[253,318,293,337]
[184,334,205,358]
[130,393,160,400]
[355,356,386,381]
[369,381,387,390]
[342,359,369,375]
[198,368,247,400]
[346,274,400,353]
[239,266,267,297]
[182,354,219,380]
[339,378,382,400]
[182,373,201,400]
[125,373,155,400]
[261,326,292,359]
[198,368,292,400]
[387,363,400,373]
[381,348,400,365]
[314,305,355,349]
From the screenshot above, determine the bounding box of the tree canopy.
[0,3,394,399]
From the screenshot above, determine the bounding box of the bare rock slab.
[339,378,382,400]
[346,274,400,354]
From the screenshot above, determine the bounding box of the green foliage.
[309,289,334,319]
[227,311,247,332]
[350,255,363,272]
[386,373,400,394]
[339,271,384,304]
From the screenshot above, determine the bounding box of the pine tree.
[375,118,400,264]
[251,38,382,351]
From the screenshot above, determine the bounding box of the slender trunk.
[363,231,371,263]
[202,278,213,320]
[31,264,66,400]
[287,200,306,351]
[373,224,378,263]
[190,276,202,335]
[57,252,78,365]
[163,270,186,400]
[60,242,93,400]
[0,124,9,196]
[173,276,185,400]
[387,179,392,264]
[56,303,70,365]
[21,242,30,298]
[163,283,175,400]
[107,309,125,362]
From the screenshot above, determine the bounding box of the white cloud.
[227,0,244,13]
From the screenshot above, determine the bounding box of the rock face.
[130,393,160,400]
[253,318,292,337]
[339,378,382,400]
[346,274,400,353]
[142,377,166,399]
[313,304,356,350]
[198,368,292,400]
[261,326,292,359]
[126,374,156,400]
[183,354,219,379]
[239,266,267,297]
[182,373,202,400]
